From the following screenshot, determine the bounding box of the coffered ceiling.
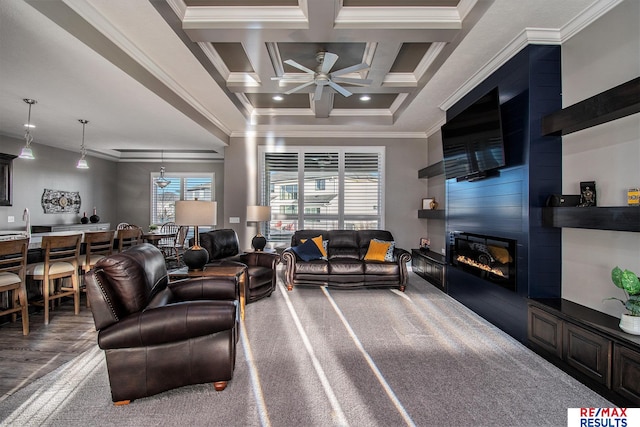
[0,0,617,160]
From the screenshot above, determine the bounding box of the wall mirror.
[0,153,17,206]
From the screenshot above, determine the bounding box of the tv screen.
[441,88,505,181]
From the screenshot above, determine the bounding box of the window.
[260,147,384,243]
[150,173,214,225]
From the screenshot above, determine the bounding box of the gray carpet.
[0,273,612,426]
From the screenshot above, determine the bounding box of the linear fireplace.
[450,232,516,292]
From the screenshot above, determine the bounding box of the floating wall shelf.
[542,207,640,232]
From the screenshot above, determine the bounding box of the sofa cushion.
[301,235,327,257]
[364,240,391,261]
[329,259,364,275]
[292,239,324,261]
[364,262,399,275]
[296,259,329,274]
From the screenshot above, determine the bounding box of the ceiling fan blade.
[331,77,373,86]
[284,80,316,95]
[320,52,339,73]
[284,59,315,74]
[314,84,323,102]
[330,62,369,77]
[328,81,352,97]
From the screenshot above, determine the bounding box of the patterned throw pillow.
[373,238,395,262]
[364,240,391,261]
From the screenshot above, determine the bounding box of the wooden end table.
[168,265,247,320]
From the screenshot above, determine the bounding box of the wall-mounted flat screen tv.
[441,87,506,181]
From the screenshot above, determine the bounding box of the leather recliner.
[195,229,279,303]
[85,243,238,404]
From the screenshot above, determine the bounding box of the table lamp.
[175,200,216,270]
[246,205,271,251]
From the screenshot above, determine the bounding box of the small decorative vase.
[619,314,640,335]
[80,212,89,224]
[429,199,439,210]
[89,207,100,223]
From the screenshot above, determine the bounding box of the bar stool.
[26,234,82,325]
[0,238,29,335]
[80,230,115,306]
[116,227,142,252]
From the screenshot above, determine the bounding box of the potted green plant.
[149,224,158,233]
[605,266,640,335]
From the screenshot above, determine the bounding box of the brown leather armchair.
[195,229,279,303]
[85,243,238,404]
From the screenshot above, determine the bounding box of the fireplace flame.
[456,255,508,278]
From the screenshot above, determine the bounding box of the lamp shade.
[175,200,217,226]
[246,205,271,222]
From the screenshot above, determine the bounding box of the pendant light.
[19,99,37,160]
[155,150,171,188]
[76,119,89,169]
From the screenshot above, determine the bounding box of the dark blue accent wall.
[445,45,562,343]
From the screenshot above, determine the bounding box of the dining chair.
[0,238,30,335]
[157,222,179,260]
[116,227,142,252]
[80,230,115,306]
[26,234,82,325]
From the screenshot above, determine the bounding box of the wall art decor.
[41,188,81,214]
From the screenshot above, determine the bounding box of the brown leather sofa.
[84,243,238,404]
[282,230,411,291]
[195,229,279,303]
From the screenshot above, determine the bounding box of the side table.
[169,265,247,320]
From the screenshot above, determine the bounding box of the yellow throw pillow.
[301,235,327,257]
[365,240,391,261]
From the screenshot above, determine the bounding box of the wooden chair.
[116,227,142,252]
[0,238,30,335]
[26,234,82,325]
[80,230,115,306]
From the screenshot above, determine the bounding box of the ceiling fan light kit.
[274,50,371,101]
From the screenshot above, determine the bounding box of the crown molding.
[181,5,309,29]
[230,130,427,139]
[334,6,461,29]
[63,0,232,138]
[439,0,625,112]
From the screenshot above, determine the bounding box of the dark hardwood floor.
[0,295,97,400]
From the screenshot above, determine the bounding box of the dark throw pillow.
[292,238,324,261]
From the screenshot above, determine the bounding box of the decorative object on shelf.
[247,205,271,251]
[628,188,639,207]
[430,199,439,210]
[76,119,89,169]
[154,151,171,189]
[80,212,89,224]
[604,266,640,335]
[18,99,37,160]
[90,207,100,223]
[176,199,217,270]
[578,181,596,207]
[422,198,434,210]
[420,237,430,251]
[41,188,81,214]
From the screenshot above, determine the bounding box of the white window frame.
[258,146,385,240]
[149,172,215,226]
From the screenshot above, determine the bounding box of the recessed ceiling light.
[360,95,371,101]
[272,95,284,101]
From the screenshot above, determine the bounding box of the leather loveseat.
[282,230,411,291]
[85,243,239,404]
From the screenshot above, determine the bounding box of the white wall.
[560,0,640,317]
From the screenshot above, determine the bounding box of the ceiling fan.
[273,51,372,101]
